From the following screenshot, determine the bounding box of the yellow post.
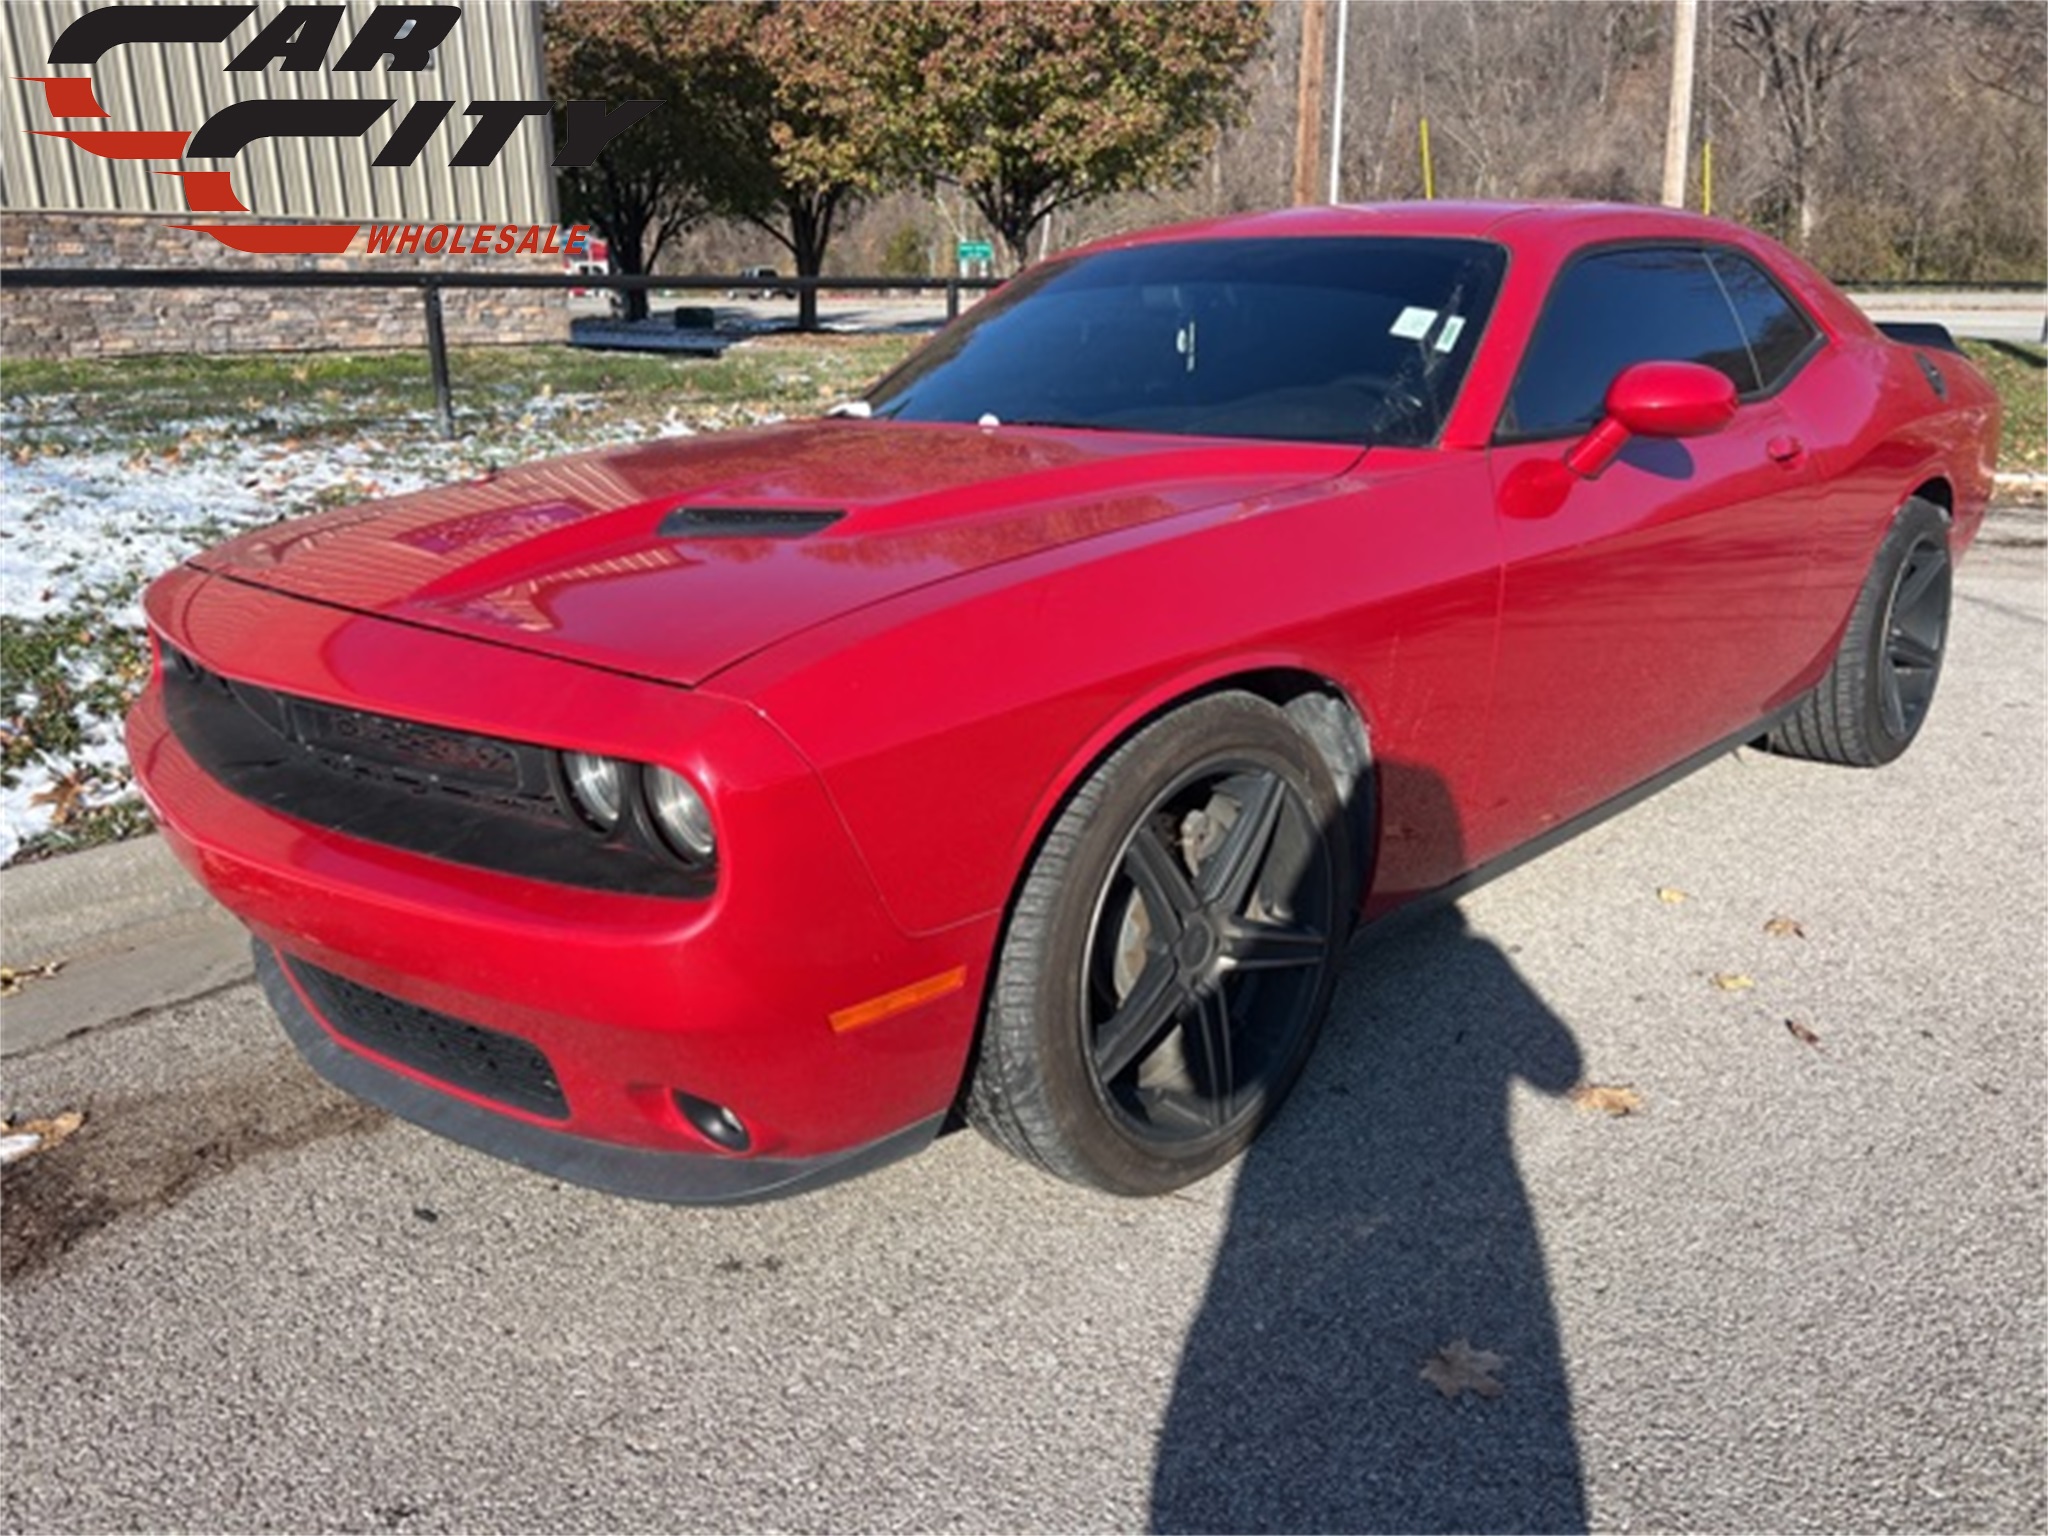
[1700,139,1713,217]
[1420,116,1435,200]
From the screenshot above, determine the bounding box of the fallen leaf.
[0,960,64,997]
[0,1109,85,1164]
[30,774,86,825]
[1710,972,1756,992]
[18,1110,83,1146]
[1764,916,1806,939]
[1656,886,1689,904]
[1569,1082,1643,1116]
[1784,1018,1823,1048]
[1421,1339,1506,1401]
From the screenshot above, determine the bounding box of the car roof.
[1076,199,1765,257]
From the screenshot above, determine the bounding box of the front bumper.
[256,944,946,1203]
[129,567,995,1198]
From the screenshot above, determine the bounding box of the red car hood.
[191,420,1359,685]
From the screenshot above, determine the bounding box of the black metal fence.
[3,269,1005,436]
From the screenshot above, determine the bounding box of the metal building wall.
[0,0,556,225]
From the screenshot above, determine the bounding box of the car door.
[1703,246,1839,666]
[1473,244,1823,858]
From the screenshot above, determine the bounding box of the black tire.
[967,692,1358,1195]
[1767,496,1952,767]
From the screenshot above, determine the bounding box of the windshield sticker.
[1434,315,1467,352]
[1390,305,1438,340]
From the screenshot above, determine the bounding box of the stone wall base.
[2,212,568,360]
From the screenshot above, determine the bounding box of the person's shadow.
[1151,760,1589,1533]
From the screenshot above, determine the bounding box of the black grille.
[289,958,569,1121]
[159,645,707,897]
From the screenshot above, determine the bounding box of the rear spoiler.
[1876,320,1964,354]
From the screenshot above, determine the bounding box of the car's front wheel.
[966,693,1357,1195]
[1768,495,1953,767]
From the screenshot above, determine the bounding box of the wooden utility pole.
[1293,0,1329,206]
[1661,0,1700,207]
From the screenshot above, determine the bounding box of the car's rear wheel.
[1767,496,1953,767]
[966,693,1357,1195]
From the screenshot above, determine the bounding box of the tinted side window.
[1503,247,1758,439]
[1708,250,1819,389]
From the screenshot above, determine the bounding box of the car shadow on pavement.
[1151,762,1589,1534]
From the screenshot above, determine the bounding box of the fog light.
[673,1090,750,1152]
[646,766,716,862]
[562,751,625,831]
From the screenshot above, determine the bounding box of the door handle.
[1767,435,1805,465]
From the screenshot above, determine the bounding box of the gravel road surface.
[3,535,2041,1533]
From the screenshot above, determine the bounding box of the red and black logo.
[19,4,657,255]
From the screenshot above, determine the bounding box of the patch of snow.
[0,438,447,623]
[0,766,57,866]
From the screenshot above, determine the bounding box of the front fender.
[711,460,1502,935]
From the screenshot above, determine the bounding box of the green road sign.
[956,241,994,262]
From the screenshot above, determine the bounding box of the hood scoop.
[658,506,844,539]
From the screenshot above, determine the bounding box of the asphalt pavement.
[2,528,2042,1532]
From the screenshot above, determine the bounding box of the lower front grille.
[289,959,569,1122]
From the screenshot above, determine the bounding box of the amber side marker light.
[829,966,969,1034]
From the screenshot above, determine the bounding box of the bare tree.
[1725,0,1877,247]
[1943,0,2047,108]
[653,0,2046,288]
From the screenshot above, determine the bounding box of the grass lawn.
[1960,339,2046,479]
[1,334,919,460]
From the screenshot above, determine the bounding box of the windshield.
[866,236,1506,447]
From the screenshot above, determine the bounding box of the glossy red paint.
[189,425,1358,686]
[127,202,2001,1202]
[1605,360,1742,439]
[1563,360,1739,476]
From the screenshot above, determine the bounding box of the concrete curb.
[1,835,250,1057]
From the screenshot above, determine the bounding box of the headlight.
[646,766,716,863]
[562,751,626,831]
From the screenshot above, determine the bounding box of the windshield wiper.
[991,416,1110,432]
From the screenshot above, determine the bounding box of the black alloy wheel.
[1876,531,1950,743]
[968,692,1357,1195]
[1766,495,1953,768]
[1084,762,1337,1146]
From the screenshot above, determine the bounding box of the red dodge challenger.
[128,203,2000,1202]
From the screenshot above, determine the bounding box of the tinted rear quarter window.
[1503,246,1759,439]
[1706,249,1820,388]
